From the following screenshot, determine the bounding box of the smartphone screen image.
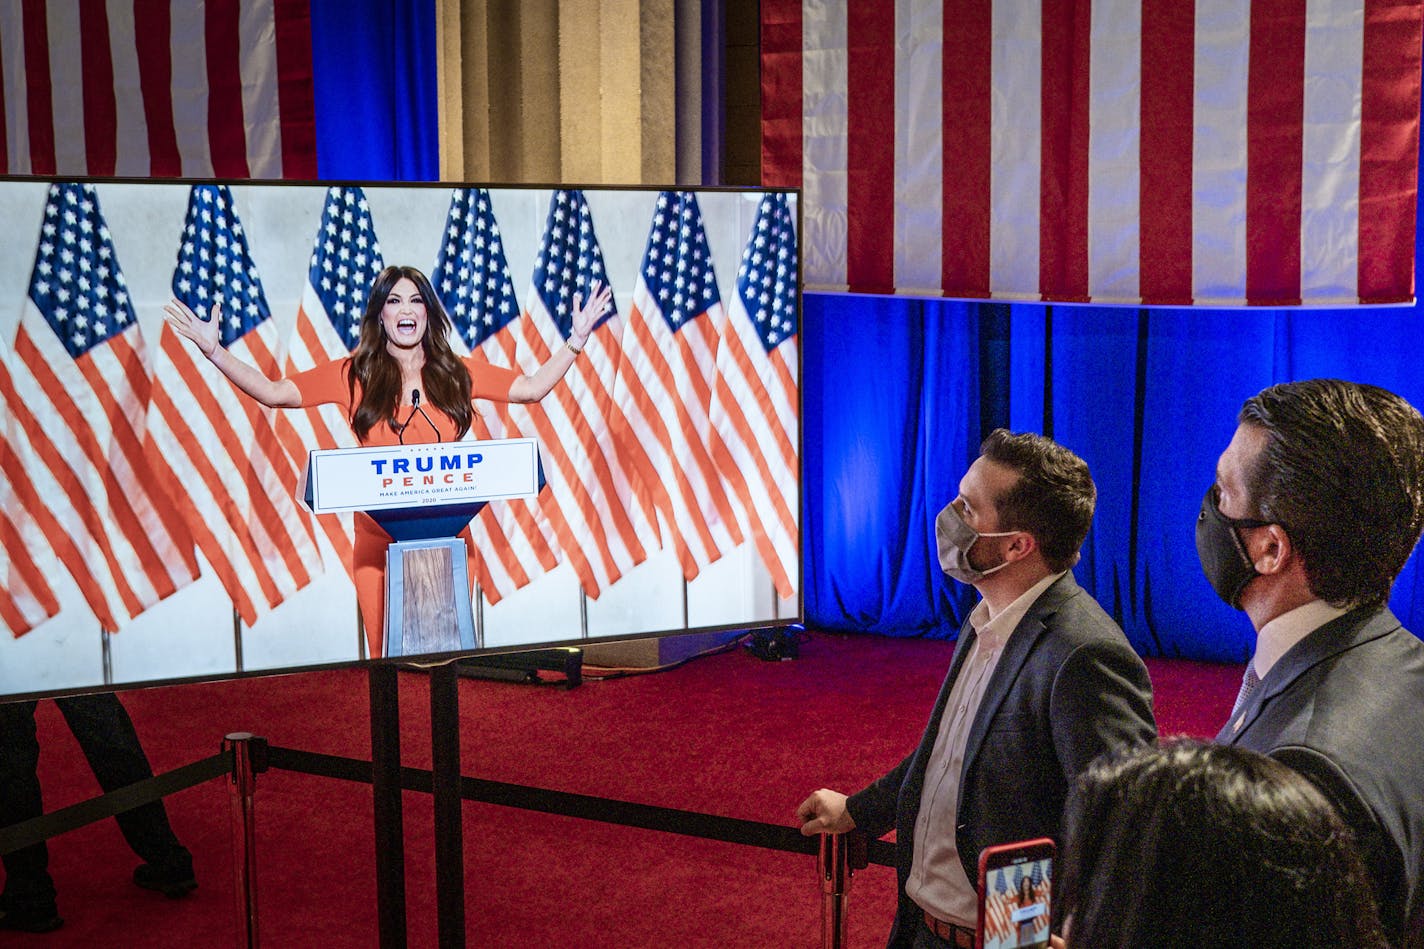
[977,838,1054,949]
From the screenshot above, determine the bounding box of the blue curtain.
[310,0,439,181]
[803,295,981,638]
[804,283,1424,664]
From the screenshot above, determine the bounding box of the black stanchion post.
[224,733,268,949]
[430,662,465,948]
[370,664,407,948]
[818,832,866,949]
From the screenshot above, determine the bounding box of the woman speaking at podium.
[164,265,611,658]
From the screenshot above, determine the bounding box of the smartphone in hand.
[977,837,1054,949]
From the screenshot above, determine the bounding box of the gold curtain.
[436,0,705,185]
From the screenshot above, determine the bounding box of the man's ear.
[1248,524,1293,576]
[1005,530,1038,563]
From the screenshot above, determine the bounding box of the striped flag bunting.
[611,191,744,580]
[0,0,316,179]
[761,0,1423,306]
[7,182,198,632]
[276,186,386,579]
[506,190,658,599]
[710,193,800,598]
[0,345,61,638]
[431,187,561,603]
[144,185,323,626]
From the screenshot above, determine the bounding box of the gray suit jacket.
[1218,606,1424,947]
[846,573,1157,948]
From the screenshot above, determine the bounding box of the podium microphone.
[398,389,441,444]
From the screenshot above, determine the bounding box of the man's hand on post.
[796,788,856,836]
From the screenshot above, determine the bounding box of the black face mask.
[1195,486,1272,608]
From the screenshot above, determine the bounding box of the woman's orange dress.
[289,357,520,658]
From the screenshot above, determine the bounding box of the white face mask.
[935,501,1020,585]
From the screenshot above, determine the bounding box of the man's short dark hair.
[1239,379,1424,608]
[979,429,1096,573]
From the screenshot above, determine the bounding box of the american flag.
[762,0,1422,306]
[0,347,60,638]
[431,187,560,603]
[144,185,322,626]
[0,511,57,637]
[1027,860,1050,938]
[710,194,799,598]
[276,186,386,578]
[7,183,198,633]
[612,191,744,580]
[0,0,315,178]
[984,866,1015,946]
[506,190,657,599]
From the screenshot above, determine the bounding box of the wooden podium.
[303,439,541,658]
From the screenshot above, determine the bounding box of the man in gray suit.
[1202,379,1424,948]
[798,430,1156,949]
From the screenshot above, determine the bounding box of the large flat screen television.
[0,180,800,698]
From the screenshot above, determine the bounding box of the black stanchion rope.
[0,752,233,856]
[1,743,897,869]
[264,745,896,868]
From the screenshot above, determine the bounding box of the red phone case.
[976,837,1055,949]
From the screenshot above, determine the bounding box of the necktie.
[1230,660,1261,721]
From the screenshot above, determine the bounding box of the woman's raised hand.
[163,298,222,358]
[161,297,300,407]
[569,281,614,349]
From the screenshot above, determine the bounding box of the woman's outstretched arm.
[164,298,301,408]
[506,282,614,403]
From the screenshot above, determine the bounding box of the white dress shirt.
[905,571,1066,926]
[1252,598,1349,679]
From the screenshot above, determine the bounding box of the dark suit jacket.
[1218,606,1424,948]
[846,574,1157,948]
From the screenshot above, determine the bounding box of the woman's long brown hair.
[345,266,474,442]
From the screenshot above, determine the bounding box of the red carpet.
[7,633,1240,947]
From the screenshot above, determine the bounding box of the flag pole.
[101,627,113,686]
[474,582,485,649]
[232,608,244,672]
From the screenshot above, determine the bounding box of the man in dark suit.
[1202,379,1424,948]
[797,430,1156,949]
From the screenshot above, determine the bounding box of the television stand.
[454,647,583,688]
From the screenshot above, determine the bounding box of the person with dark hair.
[1056,740,1388,949]
[1015,874,1039,946]
[165,265,612,657]
[0,693,195,933]
[797,430,1156,949]
[1200,378,1424,947]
